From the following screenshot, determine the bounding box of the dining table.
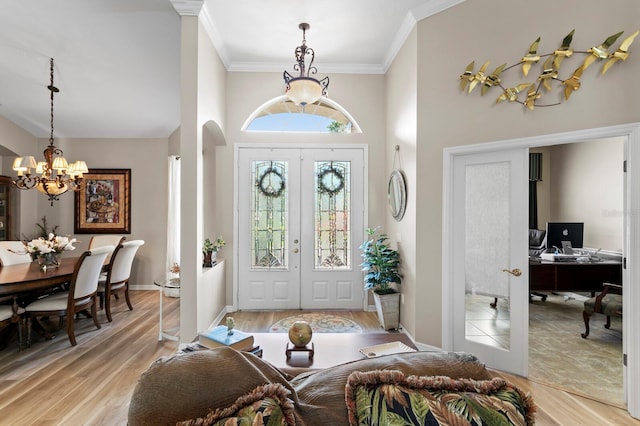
[0,257,79,344]
[0,257,78,297]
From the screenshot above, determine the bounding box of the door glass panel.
[464,161,511,349]
[314,161,351,270]
[251,161,288,269]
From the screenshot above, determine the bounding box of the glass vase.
[37,252,62,269]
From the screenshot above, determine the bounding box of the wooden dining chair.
[98,240,144,322]
[88,235,125,266]
[0,241,32,266]
[0,296,25,350]
[24,245,113,347]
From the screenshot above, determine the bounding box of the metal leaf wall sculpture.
[459,29,639,110]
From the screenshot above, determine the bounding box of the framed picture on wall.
[74,168,131,234]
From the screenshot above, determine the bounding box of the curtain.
[166,156,181,278]
[529,181,538,230]
[529,153,542,230]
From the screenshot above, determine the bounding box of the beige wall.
[385,28,418,335]
[0,115,40,232]
[196,16,228,333]
[412,0,640,346]
[177,15,228,340]
[549,138,624,251]
[44,137,168,287]
[533,138,624,252]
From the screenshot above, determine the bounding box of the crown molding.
[381,0,466,72]
[169,0,203,16]
[381,11,417,72]
[228,61,384,75]
[199,4,230,68]
[411,0,466,21]
[200,0,467,75]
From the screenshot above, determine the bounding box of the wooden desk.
[252,332,417,371]
[529,258,622,294]
[0,257,77,296]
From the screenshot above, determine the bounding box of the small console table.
[154,278,180,341]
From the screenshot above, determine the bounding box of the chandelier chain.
[50,60,54,143]
[47,58,59,145]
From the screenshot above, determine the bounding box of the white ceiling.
[0,0,459,140]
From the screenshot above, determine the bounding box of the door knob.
[502,268,522,277]
[293,248,299,253]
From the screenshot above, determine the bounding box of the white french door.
[236,147,365,310]
[446,147,529,376]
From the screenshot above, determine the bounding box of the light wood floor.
[0,290,637,425]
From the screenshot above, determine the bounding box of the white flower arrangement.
[24,233,77,255]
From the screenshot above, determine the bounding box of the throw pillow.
[177,383,296,426]
[345,370,535,426]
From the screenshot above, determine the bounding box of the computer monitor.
[545,222,584,253]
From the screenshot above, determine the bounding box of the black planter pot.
[203,251,216,267]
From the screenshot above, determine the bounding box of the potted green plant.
[360,227,402,330]
[203,236,226,267]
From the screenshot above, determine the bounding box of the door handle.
[502,268,522,277]
[293,248,299,253]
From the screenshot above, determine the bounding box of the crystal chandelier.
[12,58,88,205]
[283,23,330,108]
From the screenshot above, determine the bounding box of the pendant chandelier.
[12,58,88,205]
[283,23,330,108]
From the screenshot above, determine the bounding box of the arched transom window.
[242,95,362,133]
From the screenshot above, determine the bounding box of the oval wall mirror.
[388,169,407,221]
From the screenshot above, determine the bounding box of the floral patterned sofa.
[128,346,535,425]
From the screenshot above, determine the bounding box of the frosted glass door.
[451,148,529,376]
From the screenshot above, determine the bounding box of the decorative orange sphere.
[288,320,313,347]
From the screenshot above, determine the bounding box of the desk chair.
[24,246,112,347]
[0,241,32,265]
[529,229,548,302]
[581,282,622,339]
[98,240,144,322]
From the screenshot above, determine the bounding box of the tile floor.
[465,292,623,406]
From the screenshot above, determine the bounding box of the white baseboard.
[131,284,157,291]
[395,325,441,352]
[208,309,228,330]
